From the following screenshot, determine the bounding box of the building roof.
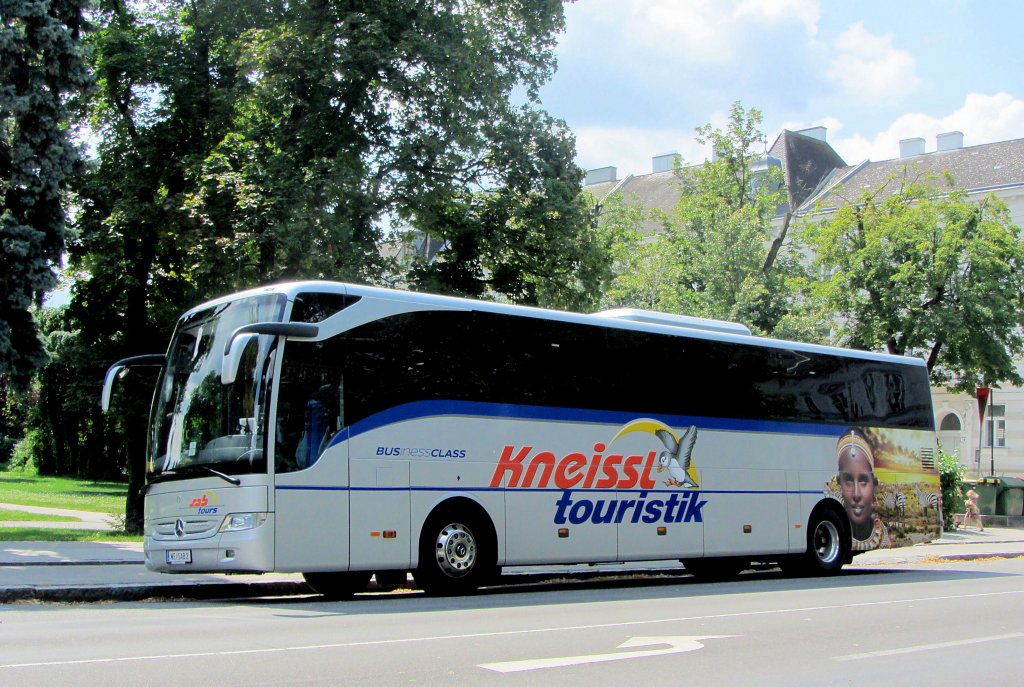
[584,131,1024,229]
[806,137,1024,214]
[585,170,683,235]
[768,129,848,213]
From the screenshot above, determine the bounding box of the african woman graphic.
[836,429,891,551]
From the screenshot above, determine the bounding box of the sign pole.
[990,390,996,476]
[976,387,990,479]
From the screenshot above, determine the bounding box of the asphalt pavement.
[2,504,1023,603]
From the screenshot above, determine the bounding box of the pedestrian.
[962,487,984,531]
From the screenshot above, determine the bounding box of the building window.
[939,413,962,431]
[984,405,1006,448]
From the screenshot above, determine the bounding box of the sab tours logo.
[489,418,706,525]
[188,490,220,515]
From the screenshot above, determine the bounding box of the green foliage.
[938,445,966,531]
[16,0,591,534]
[802,170,1024,391]
[409,109,607,309]
[599,102,810,335]
[10,427,42,471]
[597,194,683,311]
[0,435,16,465]
[0,371,27,463]
[0,0,90,386]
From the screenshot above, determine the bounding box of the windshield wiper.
[192,465,242,485]
[147,464,241,488]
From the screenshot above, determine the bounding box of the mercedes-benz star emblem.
[175,518,185,538]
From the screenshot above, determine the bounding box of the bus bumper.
[143,513,275,573]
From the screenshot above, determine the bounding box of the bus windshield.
[147,294,286,480]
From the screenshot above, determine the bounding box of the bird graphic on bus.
[608,418,701,488]
[655,426,700,488]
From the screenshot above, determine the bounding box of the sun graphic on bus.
[188,490,219,508]
[611,418,700,489]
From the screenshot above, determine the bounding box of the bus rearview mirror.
[100,354,167,411]
[220,322,320,385]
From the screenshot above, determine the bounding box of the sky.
[538,0,1024,179]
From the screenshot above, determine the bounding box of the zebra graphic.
[914,484,939,517]
[881,484,906,519]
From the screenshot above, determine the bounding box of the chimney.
[899,137,926,158]
[652,151,680,174]
[584,166,617,186]
[937,131,964,152]
[797,126,827,142]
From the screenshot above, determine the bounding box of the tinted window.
[290,293,360,323]
[287,310,933,432]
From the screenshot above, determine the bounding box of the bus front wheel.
[302,571,372,599]
[414,508,495,596]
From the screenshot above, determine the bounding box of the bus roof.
[188,280,928,370]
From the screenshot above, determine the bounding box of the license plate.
[166,550,192,565]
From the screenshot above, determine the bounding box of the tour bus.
[102,281,940,598]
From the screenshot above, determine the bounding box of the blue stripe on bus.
[327,400,848,448]
[276,485,825,496]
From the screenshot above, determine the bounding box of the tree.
[49,0,590,528]
[600,102,809,335]
[801,170,1024,392]
[408,109,607,310]
[0,0,89,387]
[595,193,683,311]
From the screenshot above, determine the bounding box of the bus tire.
[789,508,849,576]
[414,506,495,596]
[302,571,372,599]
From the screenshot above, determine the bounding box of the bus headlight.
[219,513,267,533]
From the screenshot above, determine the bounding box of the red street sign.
[977,387,991,421]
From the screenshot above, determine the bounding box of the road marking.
[480,635,736,673]
[2,589,1022,670]
[833,633,1024,661]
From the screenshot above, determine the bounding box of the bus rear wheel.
[414,508,495,596]
[302,571,372,599]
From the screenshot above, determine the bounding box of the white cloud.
[774,116,845,145]
[828,92,1024,163]
[735,0,820,35]
[568,0,821,63]
[574,125,708,178]
[643,2,732,61]
[827,22,920,104]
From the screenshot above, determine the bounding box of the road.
[2,558,1023,686]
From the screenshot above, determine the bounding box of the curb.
[5,550,1022,603]
[0,580,312,604]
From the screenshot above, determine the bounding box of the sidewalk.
[0,503,117,530]
[1,504,1022,603]
[0,503,309,602]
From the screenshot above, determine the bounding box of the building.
[585,128,1024,475]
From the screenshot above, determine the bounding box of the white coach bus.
[102,281,940,598]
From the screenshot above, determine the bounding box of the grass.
[0,469,140,542]
[0,527,141,542]
[0,509,78,522]
[0,469,127,513]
